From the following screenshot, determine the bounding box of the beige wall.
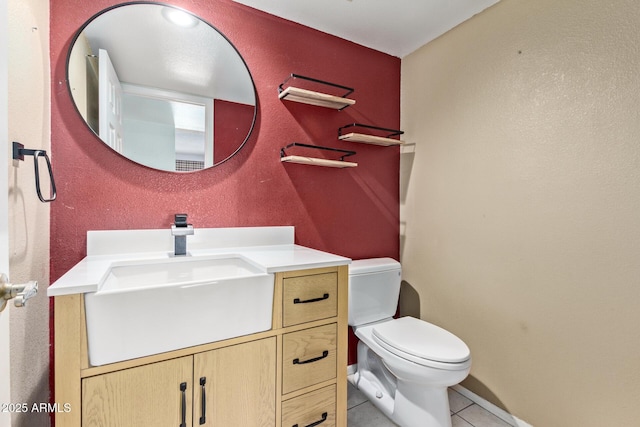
[8,0,51,425]
[400,0,640,426]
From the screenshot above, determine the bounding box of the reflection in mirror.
[67,2,256,172]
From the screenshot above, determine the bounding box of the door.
[193,338,276,426]
[98,48,123,153]
[0,0,11,424]
[82,356,193,427]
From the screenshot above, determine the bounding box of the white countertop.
[48,226,351,296]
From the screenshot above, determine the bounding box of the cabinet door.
[82,356,193,427]
[194,337,276,427]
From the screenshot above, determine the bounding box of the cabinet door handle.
[179,382,187,427]
[293,293,329,304]
[293,350,329,365]
[199,377,206,425]
[292,411,328,427]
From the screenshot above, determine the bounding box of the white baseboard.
[452,384,533,427]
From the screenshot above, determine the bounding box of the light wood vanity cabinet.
[55,264,348,427]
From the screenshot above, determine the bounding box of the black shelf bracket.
[280,142,356,162]
[278,73,354,98]
[338,123,404,138]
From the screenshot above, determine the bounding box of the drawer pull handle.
[293,411,328,427]
[179,382,187,427]
[199,377,206,425]
[293,293,329,304]
[293,350,329,365]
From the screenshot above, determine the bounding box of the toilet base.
[352,341,454,427]
[350,370,395,419]
[394,381,452,427]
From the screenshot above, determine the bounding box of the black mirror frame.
[65,1,258,172]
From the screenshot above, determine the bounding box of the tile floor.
[347,383,514,427]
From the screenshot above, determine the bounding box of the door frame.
[0,0,13,421]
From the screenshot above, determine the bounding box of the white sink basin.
[84,255,274,366]
[99,256,266,291]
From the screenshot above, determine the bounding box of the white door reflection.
[98,49,123,153]
[121,84,212,171]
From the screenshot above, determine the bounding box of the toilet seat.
[372,317,471,368]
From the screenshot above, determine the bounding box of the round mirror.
[67,2,257,172]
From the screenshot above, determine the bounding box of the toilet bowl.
[348,258,471,427]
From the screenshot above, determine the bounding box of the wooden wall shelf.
[280,143,357,168]
[338,133,404,146]
[279,87,355,110]
[280,156,357,168]
[338,123,404,146]
[278,74,355,110]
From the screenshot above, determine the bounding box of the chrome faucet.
[171,213,194,256]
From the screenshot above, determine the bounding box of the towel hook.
[12,142,57,203]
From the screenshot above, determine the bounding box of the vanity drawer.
[282,323,337,394]
[283,272,338,327]
[282,385,336,427]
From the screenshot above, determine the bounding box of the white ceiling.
[233,0,500,58]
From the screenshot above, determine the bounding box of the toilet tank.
[348,258,402,327]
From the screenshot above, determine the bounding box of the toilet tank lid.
[350,258,400,275]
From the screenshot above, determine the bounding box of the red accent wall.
[213,99,255,164]
[50,0,400,367]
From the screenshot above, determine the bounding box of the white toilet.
[348,258,471,427]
